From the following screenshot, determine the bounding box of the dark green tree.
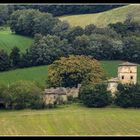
[0,49,10,71]
[84,24,97,35]
[66,26,84,42]
[79,83,112,107]
[115,84,140,108]
[10,47,21,68]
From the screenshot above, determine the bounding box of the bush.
[115,83,140,108]
[3,80,44,109]
[79,83,112,107]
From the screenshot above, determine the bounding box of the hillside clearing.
[60,4,140,28]
[0,28,33,53]
[0,65,48,87]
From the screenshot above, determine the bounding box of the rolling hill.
[0,27,33,53]
[60,4,140,28]
[0,61,139,87]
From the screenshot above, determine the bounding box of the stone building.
[44,84,81,106]
[44,87,67,106]
[107,62,137,94]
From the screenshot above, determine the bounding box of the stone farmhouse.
[44,84,81,106]
[44,62,137,106]
[107,62,137,94]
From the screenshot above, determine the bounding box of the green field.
[0,60,139,86]
[0,65,48,87]
[60,4,140,28]
[0,28,33,53]
[0,103,139,136]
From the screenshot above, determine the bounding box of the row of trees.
[1,21,140,71]
[24,20,140,66]
[79,83,140,108]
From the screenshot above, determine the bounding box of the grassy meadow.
[60,4,140,28]
[0,60,139,86]
[0,65,48,87]
[0,103,139,136]
[0,27,33,53]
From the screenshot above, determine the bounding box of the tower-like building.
[118,62,137,84]
[107,62,137,94]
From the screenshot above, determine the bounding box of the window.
[130,76,133,80]
[130,71,132,73]
[122,76,124,80]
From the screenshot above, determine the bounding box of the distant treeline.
[0,5,125,26]
[12,5,125,16]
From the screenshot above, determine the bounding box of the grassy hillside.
[0,103,139,135]
[0,65,48,87]
[0,27,33,53]
[60,4,140,28]
[0,60,139,86]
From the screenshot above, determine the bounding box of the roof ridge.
[119,61,137,66]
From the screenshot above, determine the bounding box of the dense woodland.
[0,6,140,72]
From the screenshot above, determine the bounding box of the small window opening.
[130,71,132,73]
[130,76,133,80]
[122,76,124,80]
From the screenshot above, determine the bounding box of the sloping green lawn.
[0,27,33,53]
[0,103,139,136]
[60,4,140,28]
[0,65,48,87]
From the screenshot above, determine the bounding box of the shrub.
[3,80,44,109]
[79,83,112,107]
[115,83,140,108]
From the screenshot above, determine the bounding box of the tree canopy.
[47,55,106,88]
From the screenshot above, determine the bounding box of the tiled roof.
[119,62,137,66]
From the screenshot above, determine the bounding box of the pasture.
[0,27,33,53]
[60,4,140,28]
[0,103,139,136]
